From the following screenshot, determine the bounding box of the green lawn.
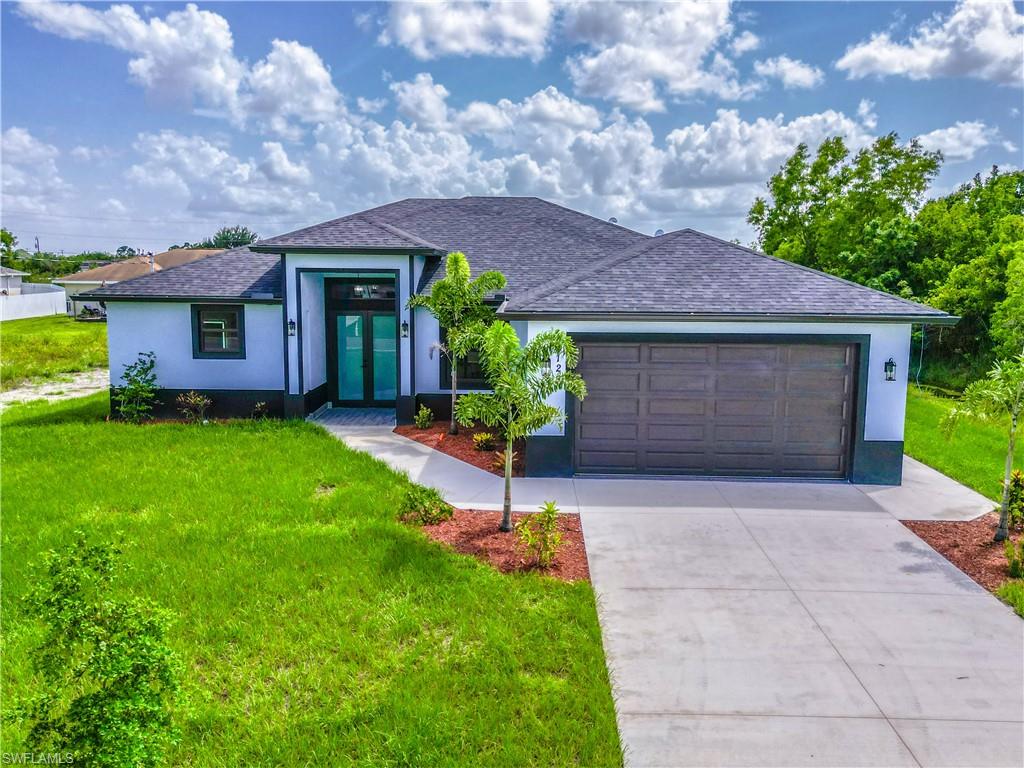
[904,386,1022,502]
[0,315,108,391]
[0,395,621,765]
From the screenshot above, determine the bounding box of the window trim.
[191,303,246,360]
[438,327,489,390]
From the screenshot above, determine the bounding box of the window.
[191,304,245,359]
[439,328,488,389]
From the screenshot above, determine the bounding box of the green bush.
[113,352,158,424]
[16,533,181,767]
[176,390,212,423]
[413,405,434,429]
[515,501,563,569]
[1009,470,1024,530]
[996,579,1024,618]
[399,485,452,525]
[472,432,496,451]
[1006,539,1024,579]
[251,401,269,420]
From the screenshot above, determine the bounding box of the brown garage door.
[574,341,856,478]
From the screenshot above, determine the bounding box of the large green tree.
[455,322,586,532]
[407,252,506,435]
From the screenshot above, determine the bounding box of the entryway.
[325,277,398,406]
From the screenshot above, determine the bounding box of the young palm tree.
[942,354,1024,541]
[407,252,506,435]
[455,321,587,532]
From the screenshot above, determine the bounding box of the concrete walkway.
[313,416,1022,767]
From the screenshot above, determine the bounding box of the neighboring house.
[0,265,65,320]
[85,197,956,484]
[53,249,222,316]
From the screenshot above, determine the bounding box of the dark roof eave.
[249,244,443,255]
[496,310,960,326]
[82,294,282,304]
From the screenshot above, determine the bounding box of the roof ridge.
[359,215,446,252]
[684,228,947,315]
[511,229,685,309]
[529,196,651,237]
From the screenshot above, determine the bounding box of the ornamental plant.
[113,352,158,423]
[455,321,586,532]
[943,354,1024,541]
[516,501,563,569]
[407,251,506,435]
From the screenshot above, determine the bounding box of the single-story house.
[1,265,29,295]
[85,197,956,484]
[54,249,222,316]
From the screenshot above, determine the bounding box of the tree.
[1,227,17,261]
[942,355,1024,541]
[455,322,586,532]
[211,225,258,249]
[115,245,138,259]
[407,252,506,435]
[992,251,1024,358]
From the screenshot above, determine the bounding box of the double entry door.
[325,277,398,406]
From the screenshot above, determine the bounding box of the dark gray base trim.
[283,394,305,418]
[303,382,328,414]
[396,395,416,424]
[526,434,573,478]
[415,393,454,420]
[850,440,904,485]
[111,388,285,419]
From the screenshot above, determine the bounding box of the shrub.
[251,401,269,420]
[492,449,517,472]
[1006,539,1024,579]
[996,579,1024,619]
[414,404,434,429]
[399,485,452,525]
[515,501,563,569]
[472,432,496,451]
[176,390,212,423]
[17,532,181,767]
[1009,470,1024,530]
[113,352,158,423]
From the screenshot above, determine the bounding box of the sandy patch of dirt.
[0,369,109,410]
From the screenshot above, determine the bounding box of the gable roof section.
[82,247,281,301]
[254,211,445,252]
[53,249,222,283]
[1,266,29,276]
[502,228,954,323]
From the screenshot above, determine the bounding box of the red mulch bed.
[395,423,525,477]
[903,513,1022,592]
[420,508,589,582]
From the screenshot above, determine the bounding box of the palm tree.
[942,354,1024,541]
[455,321,586,532]
[407,252,506,435]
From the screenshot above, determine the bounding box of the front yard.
[0,315,107,391]
[0,394,620,765]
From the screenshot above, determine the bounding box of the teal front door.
[329,311,397,405]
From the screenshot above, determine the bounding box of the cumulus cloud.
[836,0,1024,84]
[378,0,553,60]
[1,127,70,212]
[390,73,451,130]
[356,96,387,114]
[753,56,824,89]
[915,120,1002,162]
[730,30,760,56]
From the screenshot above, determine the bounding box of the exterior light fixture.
[884,357,896,381]
[401,320,409,338]
[287,319,296,337]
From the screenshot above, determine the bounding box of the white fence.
[0,284,66,321]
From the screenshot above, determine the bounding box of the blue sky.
[2,0,1022,253]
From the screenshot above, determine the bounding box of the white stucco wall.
[58,281,105,315]
[106,301,284,390]
[413,309,526,394]
[525,319,912,441]
[283,254,422,397]
[299,272,327,392]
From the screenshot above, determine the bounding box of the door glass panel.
[371,314,397,401]
[338,315,363,401]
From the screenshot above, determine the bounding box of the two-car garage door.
[574,341,856,478]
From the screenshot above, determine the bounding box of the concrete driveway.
[581,479,1024,767]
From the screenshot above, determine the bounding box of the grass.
[1,394,621,765]
[0,315,107,391]
[904,386,1022,502]
[996,580,1024,618]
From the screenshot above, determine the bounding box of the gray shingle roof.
[502,228,951,320]
[82,247,281,301]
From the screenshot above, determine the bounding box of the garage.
[574,340,856,478]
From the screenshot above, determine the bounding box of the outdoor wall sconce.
[884,357,896,381]
[287,319,296,337]
[401,320,409,338]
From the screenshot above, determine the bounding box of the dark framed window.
[439,328,488,389]
[191,304,245,359]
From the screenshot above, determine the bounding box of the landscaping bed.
[395,422,526,477]
[422,509,589,582]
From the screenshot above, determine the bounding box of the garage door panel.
[575,341,855,478]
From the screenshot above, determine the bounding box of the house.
[53,249,222,316]
[85,197,956,484]
[0,265,67,320]
[1,265,28,295]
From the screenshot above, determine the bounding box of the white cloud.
[753,55,824,89]
[379,0,554,61]
[562,1,756,112]
[857,99,878,130]
[916,120,1001,162]
[730,30,760,55]
[244,40,343,137]
[356,96,387,114]
[390,73,451,131]
[70,144,116,162]
[1,127,70,212]
[259,142,311,184]
[837,0,1024,85]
